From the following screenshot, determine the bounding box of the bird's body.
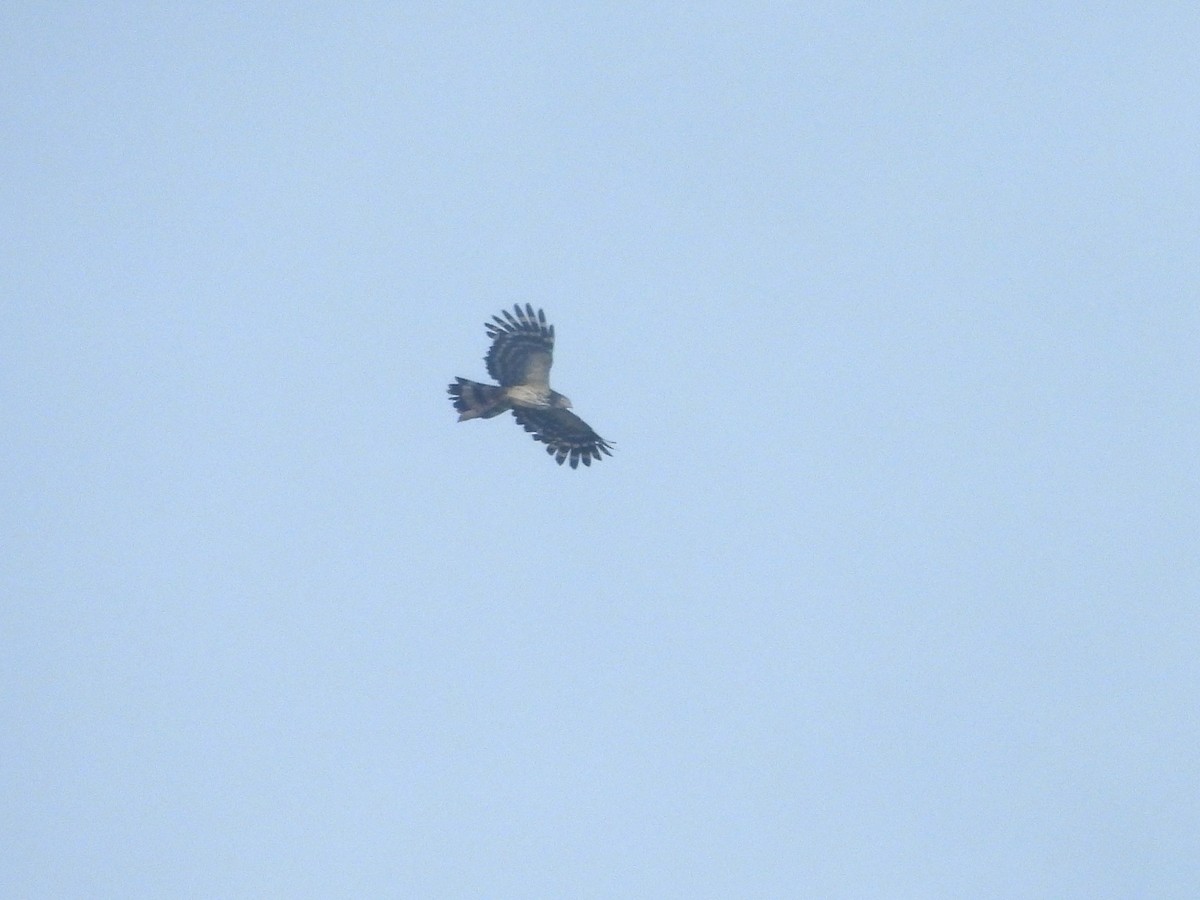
[448,304,613,468]
[448,379,566,420]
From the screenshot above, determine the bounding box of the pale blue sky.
[3,3,1198,897]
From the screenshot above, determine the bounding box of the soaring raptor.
[448,304,614,468]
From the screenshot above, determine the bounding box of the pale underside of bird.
[448,304,614,468]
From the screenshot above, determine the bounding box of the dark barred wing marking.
[484,303,555,387]
[511,406,614,469]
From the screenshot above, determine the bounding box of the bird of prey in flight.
[448,304,614,468]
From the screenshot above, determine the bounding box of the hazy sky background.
[4,3,1198,897]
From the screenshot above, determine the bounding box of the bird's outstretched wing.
[485,303,554,388]
[511,406,614,469]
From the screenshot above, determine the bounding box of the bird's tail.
[448,378,508,421]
